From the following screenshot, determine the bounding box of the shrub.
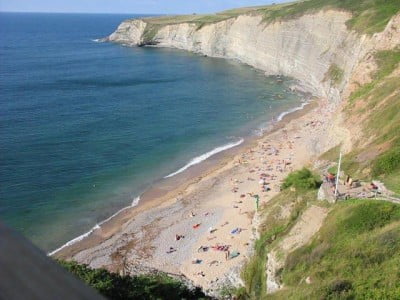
[372,147,400,176]
[324,279,353,299]
[58,260,208,300]
[220,285,249,300]
[326,64,344,86]
[282,168,322,191]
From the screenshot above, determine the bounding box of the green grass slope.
[272,200,400,299]
[138,0,399,36]
[258,0,400,34]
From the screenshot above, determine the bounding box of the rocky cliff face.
[108,11,374,102]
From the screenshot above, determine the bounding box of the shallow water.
[0,12,305,251]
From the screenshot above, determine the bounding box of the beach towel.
[229,250,240,259]
[231,228,242,234]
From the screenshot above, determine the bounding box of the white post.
[334,151,342,200]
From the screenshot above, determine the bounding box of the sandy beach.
[54,96,343,294]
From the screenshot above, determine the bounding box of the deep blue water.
[0,13,305,251]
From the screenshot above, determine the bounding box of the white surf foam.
[164,139,244,179]
[276,101,309,122]
[48,196,141,256]
[254,100,310,136]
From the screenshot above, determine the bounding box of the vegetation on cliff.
[258,0,400,34]
[282,168,322,191]
[325,64,344,86]
[59,261,208,300]
[239,169,322,299]
[240,188,400,299]
[139,0,399,38]
[320,48,400,194]
[273,200,400,299]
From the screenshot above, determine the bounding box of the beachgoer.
[166,247,176,254]
[192,259,202,264]
[225,250,230,261]
[175,234,184,241]
[209,260,219,267]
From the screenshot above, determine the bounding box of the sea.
[0,12,307,252]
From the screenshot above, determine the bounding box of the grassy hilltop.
[138,0,400,35]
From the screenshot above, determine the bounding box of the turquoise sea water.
[0,13,306,251]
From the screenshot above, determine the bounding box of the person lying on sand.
[209,227,217,234]
[221,221,229,227]
[175,234,184,241]
[212,245,230,251]
[192,259,202,264]
[166,247,176,254]
[231,228,242,235]
[209,260,219,267]
[195,271,205,277]
[193,223,201,229]
[198,246,209,252]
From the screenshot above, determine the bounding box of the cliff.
[108,9,399,107]
[109,11,358,102]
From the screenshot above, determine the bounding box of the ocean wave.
[276,101,309,122]
[164,139,244,178]
[254,100,310,136]
[48,196,140,256]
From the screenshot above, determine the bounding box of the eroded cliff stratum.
[106,5,399,105]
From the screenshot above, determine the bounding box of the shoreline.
[52,98,316,258]
[51,93,343,296]
[49,92,312,257]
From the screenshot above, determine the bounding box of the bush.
[282,168,322,191]
[324,279,353,299]
[373,147,400,176]
[220,285,249,300]
[326,64,344,86]
[58,260,208,300]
